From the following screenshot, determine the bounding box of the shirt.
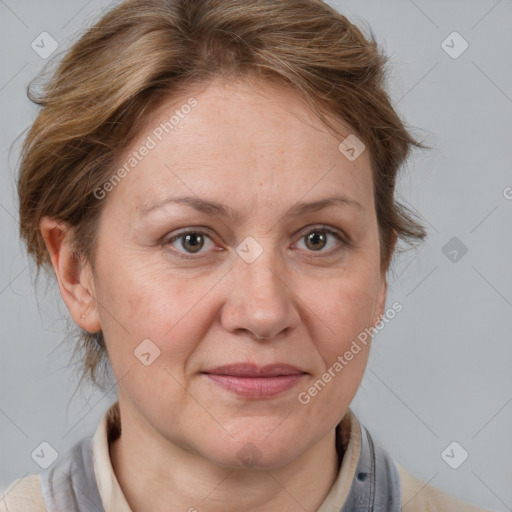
[0,401,496,511]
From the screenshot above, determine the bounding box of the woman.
[1,0,496,511]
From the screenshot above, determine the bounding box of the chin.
[208,444,300,471]
[196,422,309,470]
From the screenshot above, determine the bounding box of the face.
[87,77,388,469]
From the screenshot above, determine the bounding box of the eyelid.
[295,224,351,242]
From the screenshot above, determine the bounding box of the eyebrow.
[139,193,363,218]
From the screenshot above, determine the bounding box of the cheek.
[92,261,206,416]
[295,275,378,424]
[305,267,381,346]
[92,253,216,368]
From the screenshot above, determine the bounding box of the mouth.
[201,363,307,398]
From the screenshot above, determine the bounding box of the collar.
[91,402,131,512]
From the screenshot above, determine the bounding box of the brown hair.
[18,0,428,392]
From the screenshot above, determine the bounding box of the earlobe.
[39,217,101,333]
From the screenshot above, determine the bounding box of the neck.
[109,403,342,512]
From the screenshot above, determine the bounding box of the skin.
[40,76,395,512]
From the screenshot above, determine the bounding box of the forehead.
[106,77,374,217]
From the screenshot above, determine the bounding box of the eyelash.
[162,226,352,260]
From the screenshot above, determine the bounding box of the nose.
[220,247,301,341]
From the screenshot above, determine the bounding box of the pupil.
[183,233,203,253]
[307,231,326,251]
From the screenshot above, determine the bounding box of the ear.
[373,230,398,326]
[39,217,101,333]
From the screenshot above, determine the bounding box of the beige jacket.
[0,402,496,511]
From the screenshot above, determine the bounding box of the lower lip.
[204,374,305,398]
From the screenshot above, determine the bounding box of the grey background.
[0,0,511,510]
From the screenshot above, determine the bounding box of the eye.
[165,230,216,258]
[295,227,349,254]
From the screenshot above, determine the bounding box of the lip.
[202,363,307,398]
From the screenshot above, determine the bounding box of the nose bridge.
[221,236,299,339]
[236,238,287,304]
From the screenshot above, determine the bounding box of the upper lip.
[202,363,305,377]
